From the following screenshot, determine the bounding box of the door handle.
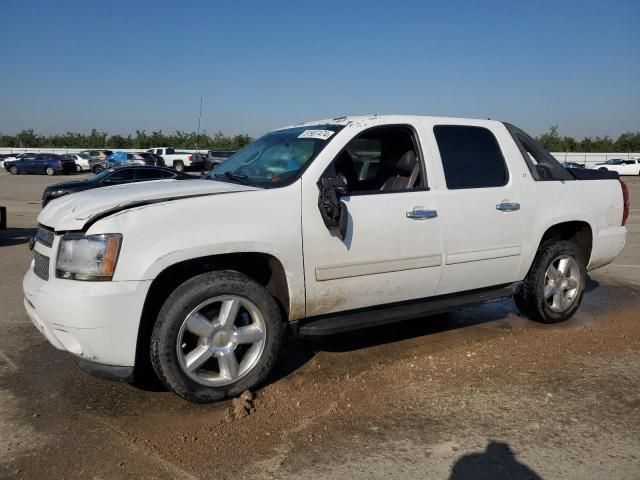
[406,209,438,220]
[496,202,520,212]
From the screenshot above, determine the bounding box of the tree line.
[1,126,639,152]
[537,126,640,153]
[0,129,253,150]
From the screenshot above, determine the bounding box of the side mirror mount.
[535,164,552,180]
[317,175,348,240]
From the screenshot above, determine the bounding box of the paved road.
[1,171,638,479]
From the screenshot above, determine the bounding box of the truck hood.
[39,178,259,231]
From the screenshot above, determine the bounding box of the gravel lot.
[1,171,639,479]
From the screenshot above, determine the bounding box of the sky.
[0,0,638,140]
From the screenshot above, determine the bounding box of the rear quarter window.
[434,125,508,189]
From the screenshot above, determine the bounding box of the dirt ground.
[0,171,638,479]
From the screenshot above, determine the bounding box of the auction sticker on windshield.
[298,130,335,140]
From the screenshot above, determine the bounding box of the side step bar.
[293,282,522,336]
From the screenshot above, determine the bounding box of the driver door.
[301,124,443,317]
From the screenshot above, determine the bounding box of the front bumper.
[77,358,134,382]
[23,266,152,368]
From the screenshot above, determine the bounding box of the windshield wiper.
[213,171,250,185]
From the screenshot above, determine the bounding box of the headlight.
[49,189,68,198]
[56,233,122,281]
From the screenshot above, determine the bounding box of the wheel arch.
[134,252,292,376]
[537,220,593,263]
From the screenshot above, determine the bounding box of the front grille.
[35,226,54,247]
[33,251,50,281]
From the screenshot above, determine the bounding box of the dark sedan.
[42,165,195,206]
[5,153,76,176]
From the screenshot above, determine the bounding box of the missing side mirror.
[317,175,348,240]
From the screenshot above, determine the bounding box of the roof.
[279,114,502,131]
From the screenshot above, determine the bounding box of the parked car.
[0,153,18,168]
[194,150,237,171]
[24,115,628,403]
[4,153,76,175]
[41,166,194,206]
[104,151,147,169]
[62,153,91,172]
[79,150,113,173]
[592,158,640,176]
[146,147,193,172]
[562,162,585,169]
[138,152,166,166]
[105,152,167,169]
[1,152,30,165]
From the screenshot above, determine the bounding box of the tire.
[150,271,285,403]
[173,161,185,172]
[515,240,586,324]
[9,165,18,175]
[45,167,55,176]
[75,164,82,173]
[93,165,104,174]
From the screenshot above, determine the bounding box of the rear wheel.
[173,161,185,172]
[45,166,55,176]
[9,165,18,175]
[150,271,285,403]
[75,164,82,173]
[93,165,104,174]
[515,240,586,323]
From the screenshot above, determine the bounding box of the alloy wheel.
[543,255,580,312]
[176,295,266,387]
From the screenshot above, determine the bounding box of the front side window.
[210,125,343,187]
[434,126,508,189]
[322,125,423,194]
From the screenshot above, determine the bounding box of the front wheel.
[150,271,285,403]
[93,165,104,174]
[515,240,586,324]
[9,165,18,175]
[45,166,55,176]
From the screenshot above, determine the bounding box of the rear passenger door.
[429,124,525,295]
[28,155,45,173]
[622,160,639,175]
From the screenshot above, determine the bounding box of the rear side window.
[434,126,508,189]
[135,168,163,180]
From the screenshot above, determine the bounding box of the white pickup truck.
[146,147,193,171]
[24,115,628,403]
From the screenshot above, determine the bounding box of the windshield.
[208,125,343,187]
